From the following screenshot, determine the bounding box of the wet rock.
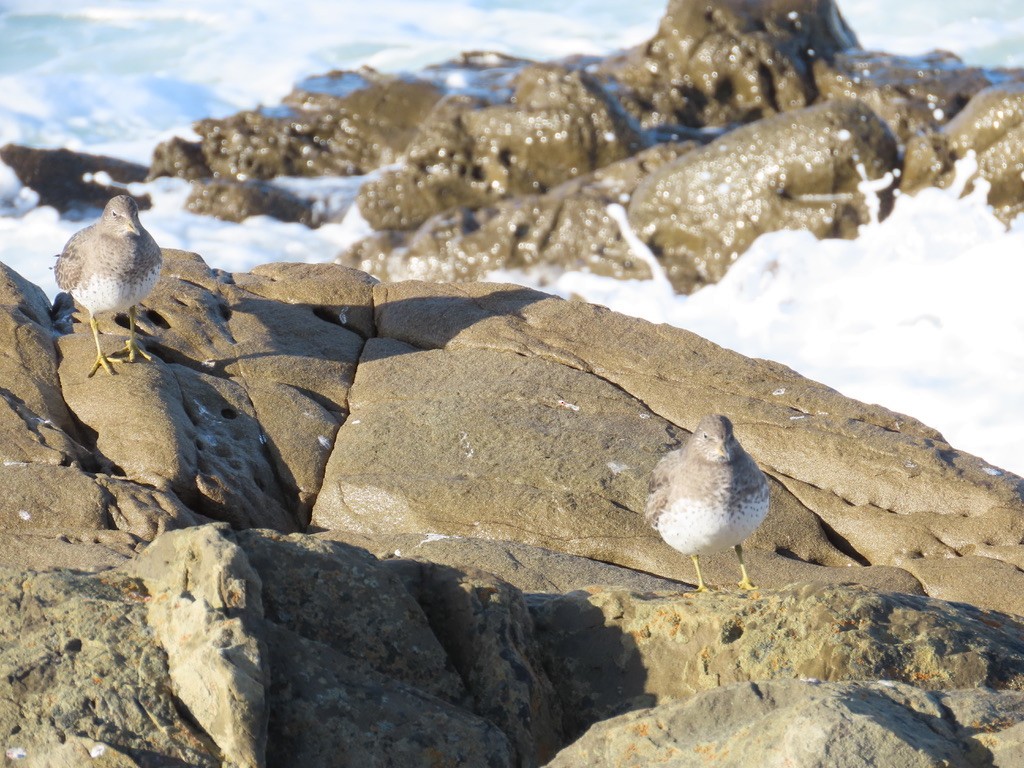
[185,179,316,225]
[147,135,210,181]
[356,63,643,231]
[547,679,1024,767]
[903,82,1024,224]
[172,68,445,182]
[0,144,149,213]
[603,0,859,130]
[531,582,1024,740]
[342,143,695,283]
[816,49,1001,141]
[628,99,897,292]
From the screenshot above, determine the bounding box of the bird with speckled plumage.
[55,195,162,377]
[645,414,769,592]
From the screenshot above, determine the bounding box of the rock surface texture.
[0,246,1021,762]
[3,0,1024,764]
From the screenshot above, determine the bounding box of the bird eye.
[701,431,709,439]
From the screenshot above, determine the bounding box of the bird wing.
[54,229,88,292]
[644,449,687,527]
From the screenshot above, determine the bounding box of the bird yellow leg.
[691,554,709,593]
[735,544,757,591]
[87,314,116,377]
[109,306,152,363]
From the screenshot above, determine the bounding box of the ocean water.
[0,0,1022,475]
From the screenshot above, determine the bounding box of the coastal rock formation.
[548,680,1024,767]
[5,525,1024,766]
[604,0,859,128]
[0,251,1021,762]
[0,144,150,214]
[626,99,897,291]
[2,250,1022,611]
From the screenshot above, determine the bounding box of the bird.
[54,195,162,377]
[645,414,769,592]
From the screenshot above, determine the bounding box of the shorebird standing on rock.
[55,195,162,377]
[645,414,769,592]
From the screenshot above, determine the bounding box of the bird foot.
[87,352,117,378]
[108,338,152,364]
[737,577,758,591]
[692,584,710,594]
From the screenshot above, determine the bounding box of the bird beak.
[126,220,140,236]
[715,444,730,460]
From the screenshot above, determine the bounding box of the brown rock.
[547,680,1024,767]
[604,0,858,129]
[531,582,1024,740]
[0,567,222,766]
[234,529,467,706]
[387,559,564,765]
[628,99,898,292]
[357,63,642,231]
[903,82,1024,224]
[342,143,696,284]
[816,50,1001,141]
[178,68,444,182]
[0,144,149,213]
[128,524,268,768]
[185,179,316,226]
[348,280,1024,604]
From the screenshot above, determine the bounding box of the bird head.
[103,195,142,236]
[690,414,736,463]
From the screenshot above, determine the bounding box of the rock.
[3,250,1024,612]
[0,144,149,213]
[357,63,642,231]
[903,82,1024,224]
[309,337,681,573]
[311,278,1023,608]
[604,0,859,129]
[627,99,898,292]
[324,531,688,594]
[185,179,316,226]
[816,50,1001,141]
[547,679,1024,767]
[342,143,696,284]
[234,529,467,705]
[147,135,210,181]
[128,524,268,768]
[386,559,564,765]
[169,68,445,182]
[530,582,1024,740]
[0,566,222,766]
[263,622,514,768]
